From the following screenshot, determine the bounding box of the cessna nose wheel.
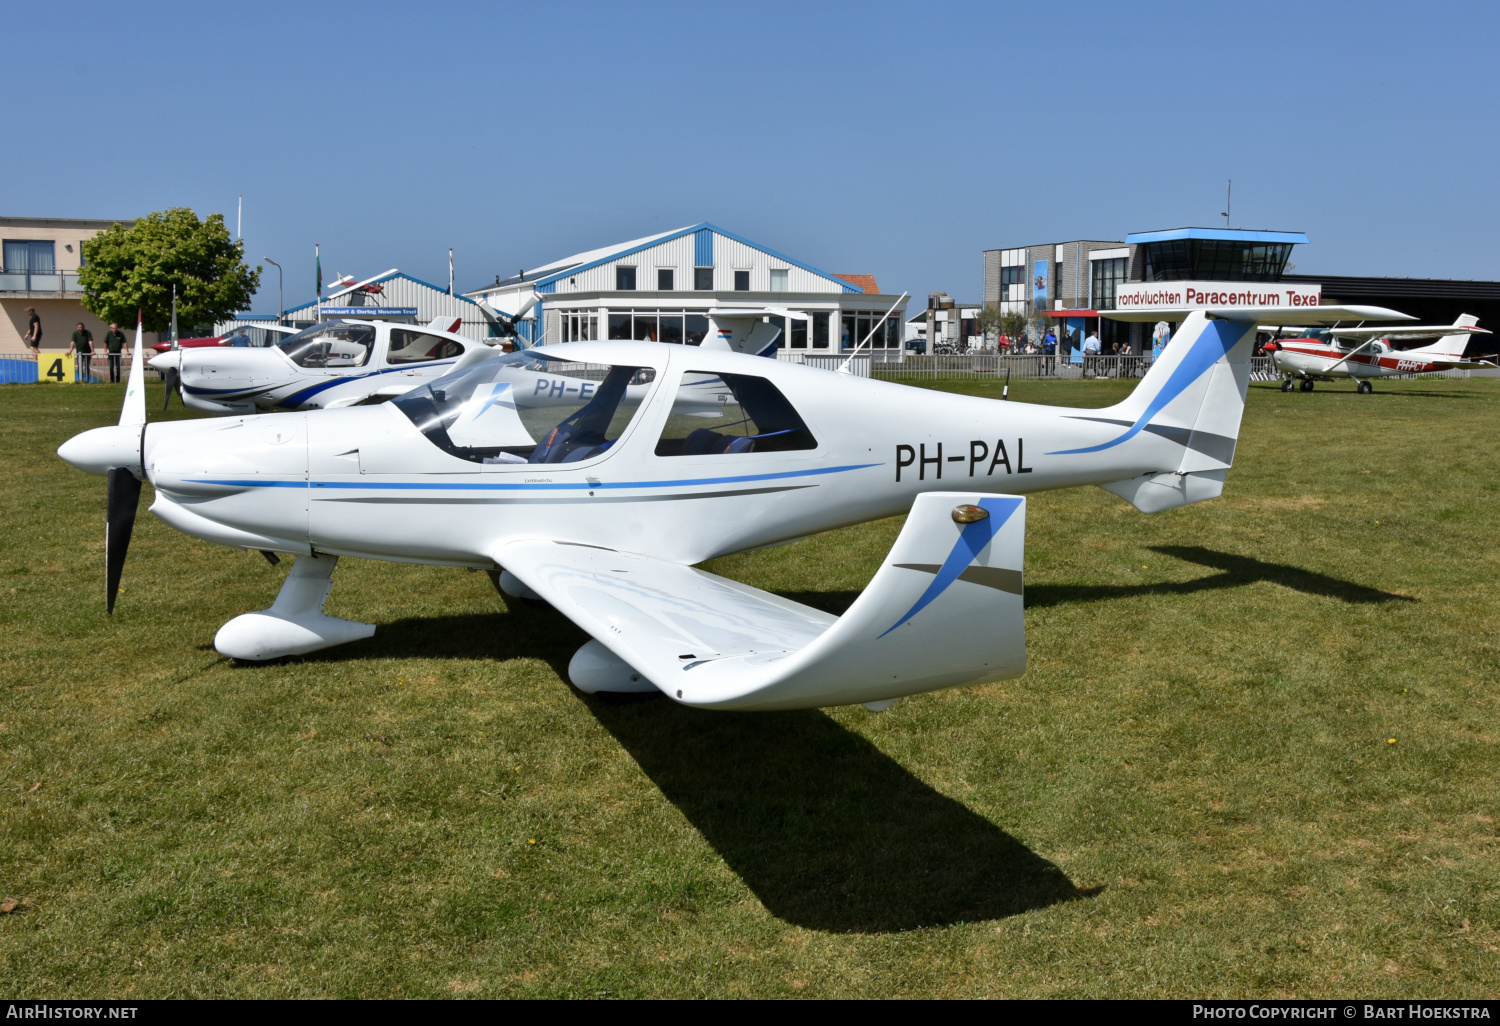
[1280,377,1295,392]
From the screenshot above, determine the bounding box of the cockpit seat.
[530,426,574,463]
[681,428,723,455]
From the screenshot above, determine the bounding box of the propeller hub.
[57,425,142,478]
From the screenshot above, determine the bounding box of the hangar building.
[250,270,490,340]
[984,227,1500,358]
[468,223,905,356]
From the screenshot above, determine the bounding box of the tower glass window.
[694,267,713,290]
[657,268,673,290]
[1089,257,1128,310]
[734,270,750,291]
[1142,240,1292,282]
[616,266,637,290]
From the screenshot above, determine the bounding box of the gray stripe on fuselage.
[1064,416,1237,465]
[893,563,1024,596]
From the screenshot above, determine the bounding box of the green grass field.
[2,374,1497,998]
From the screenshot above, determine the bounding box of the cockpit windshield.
[278,322,376,368]
[391,350,657,465]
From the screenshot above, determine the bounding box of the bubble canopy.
[391,350,657,465]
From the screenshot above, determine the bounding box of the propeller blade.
[162,366,178,409]
[106,467,142,614]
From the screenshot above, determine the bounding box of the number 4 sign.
[38,354,74,384]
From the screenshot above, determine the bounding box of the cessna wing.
[493,492,1027,711]
[1105,305,1415,325]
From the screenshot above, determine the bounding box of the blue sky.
[11,1,1498,311]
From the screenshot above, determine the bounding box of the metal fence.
[866,353,1290,383]
[0,353,163,385]
[776,352,872,377]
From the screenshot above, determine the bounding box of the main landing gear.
[214,552,375,661]
[1299,378,1315,392]
[1357,380,1374,395]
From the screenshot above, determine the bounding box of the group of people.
[21,306,132,383]
[994,328,1131,358]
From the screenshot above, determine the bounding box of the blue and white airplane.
[59,301,1408,711]
[148,316,481,415]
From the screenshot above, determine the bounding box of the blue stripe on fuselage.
[274,362,455,408]
[182,462,882,492]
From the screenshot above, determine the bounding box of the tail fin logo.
[1047,319,1242,456]
[877,496,1022,638]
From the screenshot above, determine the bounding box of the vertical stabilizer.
[702,316,782,357]
[1409,314,1480,358]
[1094,311,1256,512]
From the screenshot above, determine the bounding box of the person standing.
[68,323,94,382]
[23,307,42,355]
[103,322,128,383]
[1043,327,1057,375]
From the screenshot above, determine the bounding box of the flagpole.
[448,248,454,296]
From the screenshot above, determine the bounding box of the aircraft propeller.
[161,364,181,409]
[56,312,149,613]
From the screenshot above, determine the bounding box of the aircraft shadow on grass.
[584,696,1098,933]
[1026,546,1415,609]
[293,599,1096,933]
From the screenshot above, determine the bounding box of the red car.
[149,324,294,354]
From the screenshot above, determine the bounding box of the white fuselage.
[1268,339,1451,381]
[148,320,475,414]
[136,340,1228,568]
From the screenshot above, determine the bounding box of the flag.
[316,243,322,301]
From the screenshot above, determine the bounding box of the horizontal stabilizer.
[494,492,1027,711]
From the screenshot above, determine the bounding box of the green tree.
[79,208,260,332]
[1000,310,1027,339]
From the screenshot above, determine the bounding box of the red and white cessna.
[1263,315,1494,393]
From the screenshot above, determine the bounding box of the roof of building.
[833,273,880,294]
[1125,227,1309,245]
[282,270,479,315]
[0,216,135,229]
[1282,273,1500,300]
[479,223,862,295]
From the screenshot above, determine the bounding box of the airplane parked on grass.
[1262,315,1493,393]
[59,302,1410,711]
[149,316,473,415]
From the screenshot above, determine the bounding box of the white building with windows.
[467,223,905,357]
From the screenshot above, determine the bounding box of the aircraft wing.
[1328,325,1493,338]
[1105,305,1416,325]
[492,492,1028,711]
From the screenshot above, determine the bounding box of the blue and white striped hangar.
[217,271,491,341]
[466,223,906,359]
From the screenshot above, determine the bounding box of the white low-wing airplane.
[149,316,478,415]
[59,302,1409,711]
[1263,314,1493,393]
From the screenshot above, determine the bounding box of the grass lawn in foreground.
[1,374,1497,997]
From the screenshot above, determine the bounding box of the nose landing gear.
[1280,376,1295,392]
